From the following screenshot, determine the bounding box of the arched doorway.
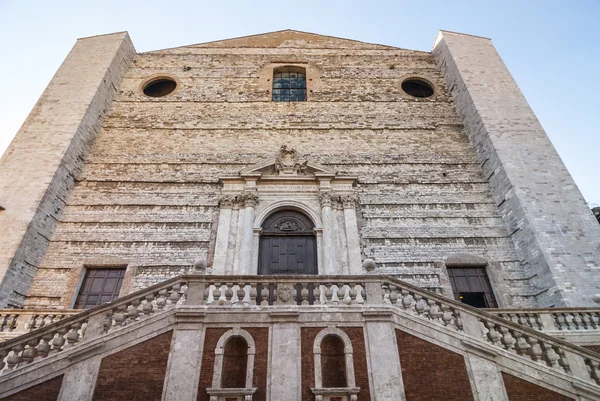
[258,210,318,275]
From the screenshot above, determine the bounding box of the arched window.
[208,328,257,400]
[312,327,359,400]
[272,66,306,102]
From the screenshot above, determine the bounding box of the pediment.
[239,145,336,179]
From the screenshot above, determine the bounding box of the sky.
[0,0,599,205]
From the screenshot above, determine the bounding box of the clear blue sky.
[1,0,599,204]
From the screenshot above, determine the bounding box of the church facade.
[0,30,599,401]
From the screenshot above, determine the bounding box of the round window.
[401,78,434,98]
[143,78,177,97]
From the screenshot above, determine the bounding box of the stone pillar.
[269,312,301,401]
[342,195,363,275]
[212,196,234,274]
[238,193,258,274]
[465,353,509,401]
[0,32,136,307]
[162,328,204,401]
[432,30,600,306]
[319,193,338,275]
[57,353,103,401]
[364,313,405,400]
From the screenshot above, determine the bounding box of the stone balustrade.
[0,274,599,389]
[0,310,80,340]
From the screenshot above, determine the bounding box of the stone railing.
[0,275,599,389]
[486,308,600,333]
[0,310,81,340]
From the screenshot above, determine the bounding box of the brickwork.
[301,326,371,401]
[91,330,172,401]
[501,372,574,401]
[0,33,135,308]
[197,327,268,401]
[433,31,600,306]
[23,30,524,308]
[0,375,63,401]
[395,329,473,401]
[583,345,600,354]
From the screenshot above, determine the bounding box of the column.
[239,193,259,274]
[364,314,405,400]
[342,195,363,275]
[319,193,338,275]
[57,353,103,401]
[212,196,234,274]
[162,327,204,401]
[269,313,301,400]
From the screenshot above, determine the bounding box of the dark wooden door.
[258,210,317,275]
[447,266,497,308]
[74,268,125,309]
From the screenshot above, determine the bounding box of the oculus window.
[272,66,307,102]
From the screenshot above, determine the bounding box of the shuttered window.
[447,266,497,308]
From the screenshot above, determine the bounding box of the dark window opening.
[459,292,488,308]
[143,78,177,97]
[448,266,498,308]
[401,78,434,98]
[74,268,125,309]
[272,66,306,102]
[221,336,248,388]
[321,335,347,388]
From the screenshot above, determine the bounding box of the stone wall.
[21,31,525,308]
[0,32,136,308]
[432,31,600,307]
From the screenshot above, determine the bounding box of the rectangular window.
[74,268,125,309]
[447,266,497,308]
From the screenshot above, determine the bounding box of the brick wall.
[501,372,574,401]
[92,330,172,401]
[197,327,268,401]
[301,326,371,401]
[23,30,524,308]
[583,345,600,354]
[395,329,473,401]
[1,374,63,401]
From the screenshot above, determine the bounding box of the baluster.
[156,289,167,310]
[586,358,600,385]
[534,314,543,331]
[113,305,128,326]
[337,282,346,305]
[66,322,82,346]
[413,294,426,315]
[348,283,358,305]
[104,310,114,332]
[556,348,570,373]
[427,300,441,322]
[541,342,559,368]
[526,336,543,362]
[249,283,258,306]
[37,332,55,358]
[212,285,222,305]
[573,313,583,330]
[237,283,247,306]
[300,283,309,305]
[381,284,390,304]
[6,344,24,370]
[314,285,322,305]
[526,314,538,330]
[143,294,155,315]
[169,284,182,306]
[441,305,455,329]
[224,283,234,305]
[52,328,67,352]
[581,312,592,330]
[388,285,399,305]
[22,339,39,363]
[590,312,599,329]
[260,285,269,306]
[498,326,515,351]
[565,313,575,330]
[401,289,413,310]
[325,283,335,305]
[0,349,8,371]
[453,309,463,331]
[484,320,501,345]
[130,298,141,321]
[554,313,566,330]
[512,330,530,354]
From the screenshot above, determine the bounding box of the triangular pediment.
[149,29,400,53]
[239,145,336,178]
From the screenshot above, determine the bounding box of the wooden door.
[447,266,497,308]
[258,210,317,275]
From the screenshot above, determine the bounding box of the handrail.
[0,274,598,387]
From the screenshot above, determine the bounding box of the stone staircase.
[0,275,599,400]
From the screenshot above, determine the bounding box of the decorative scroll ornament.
[242,193,259,208]
[276,145,308,176]
[274,218,302,232]
[319,193,333,208]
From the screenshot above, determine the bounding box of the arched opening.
[221,336,248,388]
[321,335,348,388]
[258,209,317,275]
[272,66,307,102]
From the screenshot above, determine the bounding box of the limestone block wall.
[0,33,136,308]
[432,31,600,307]
[21,31,525,308]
